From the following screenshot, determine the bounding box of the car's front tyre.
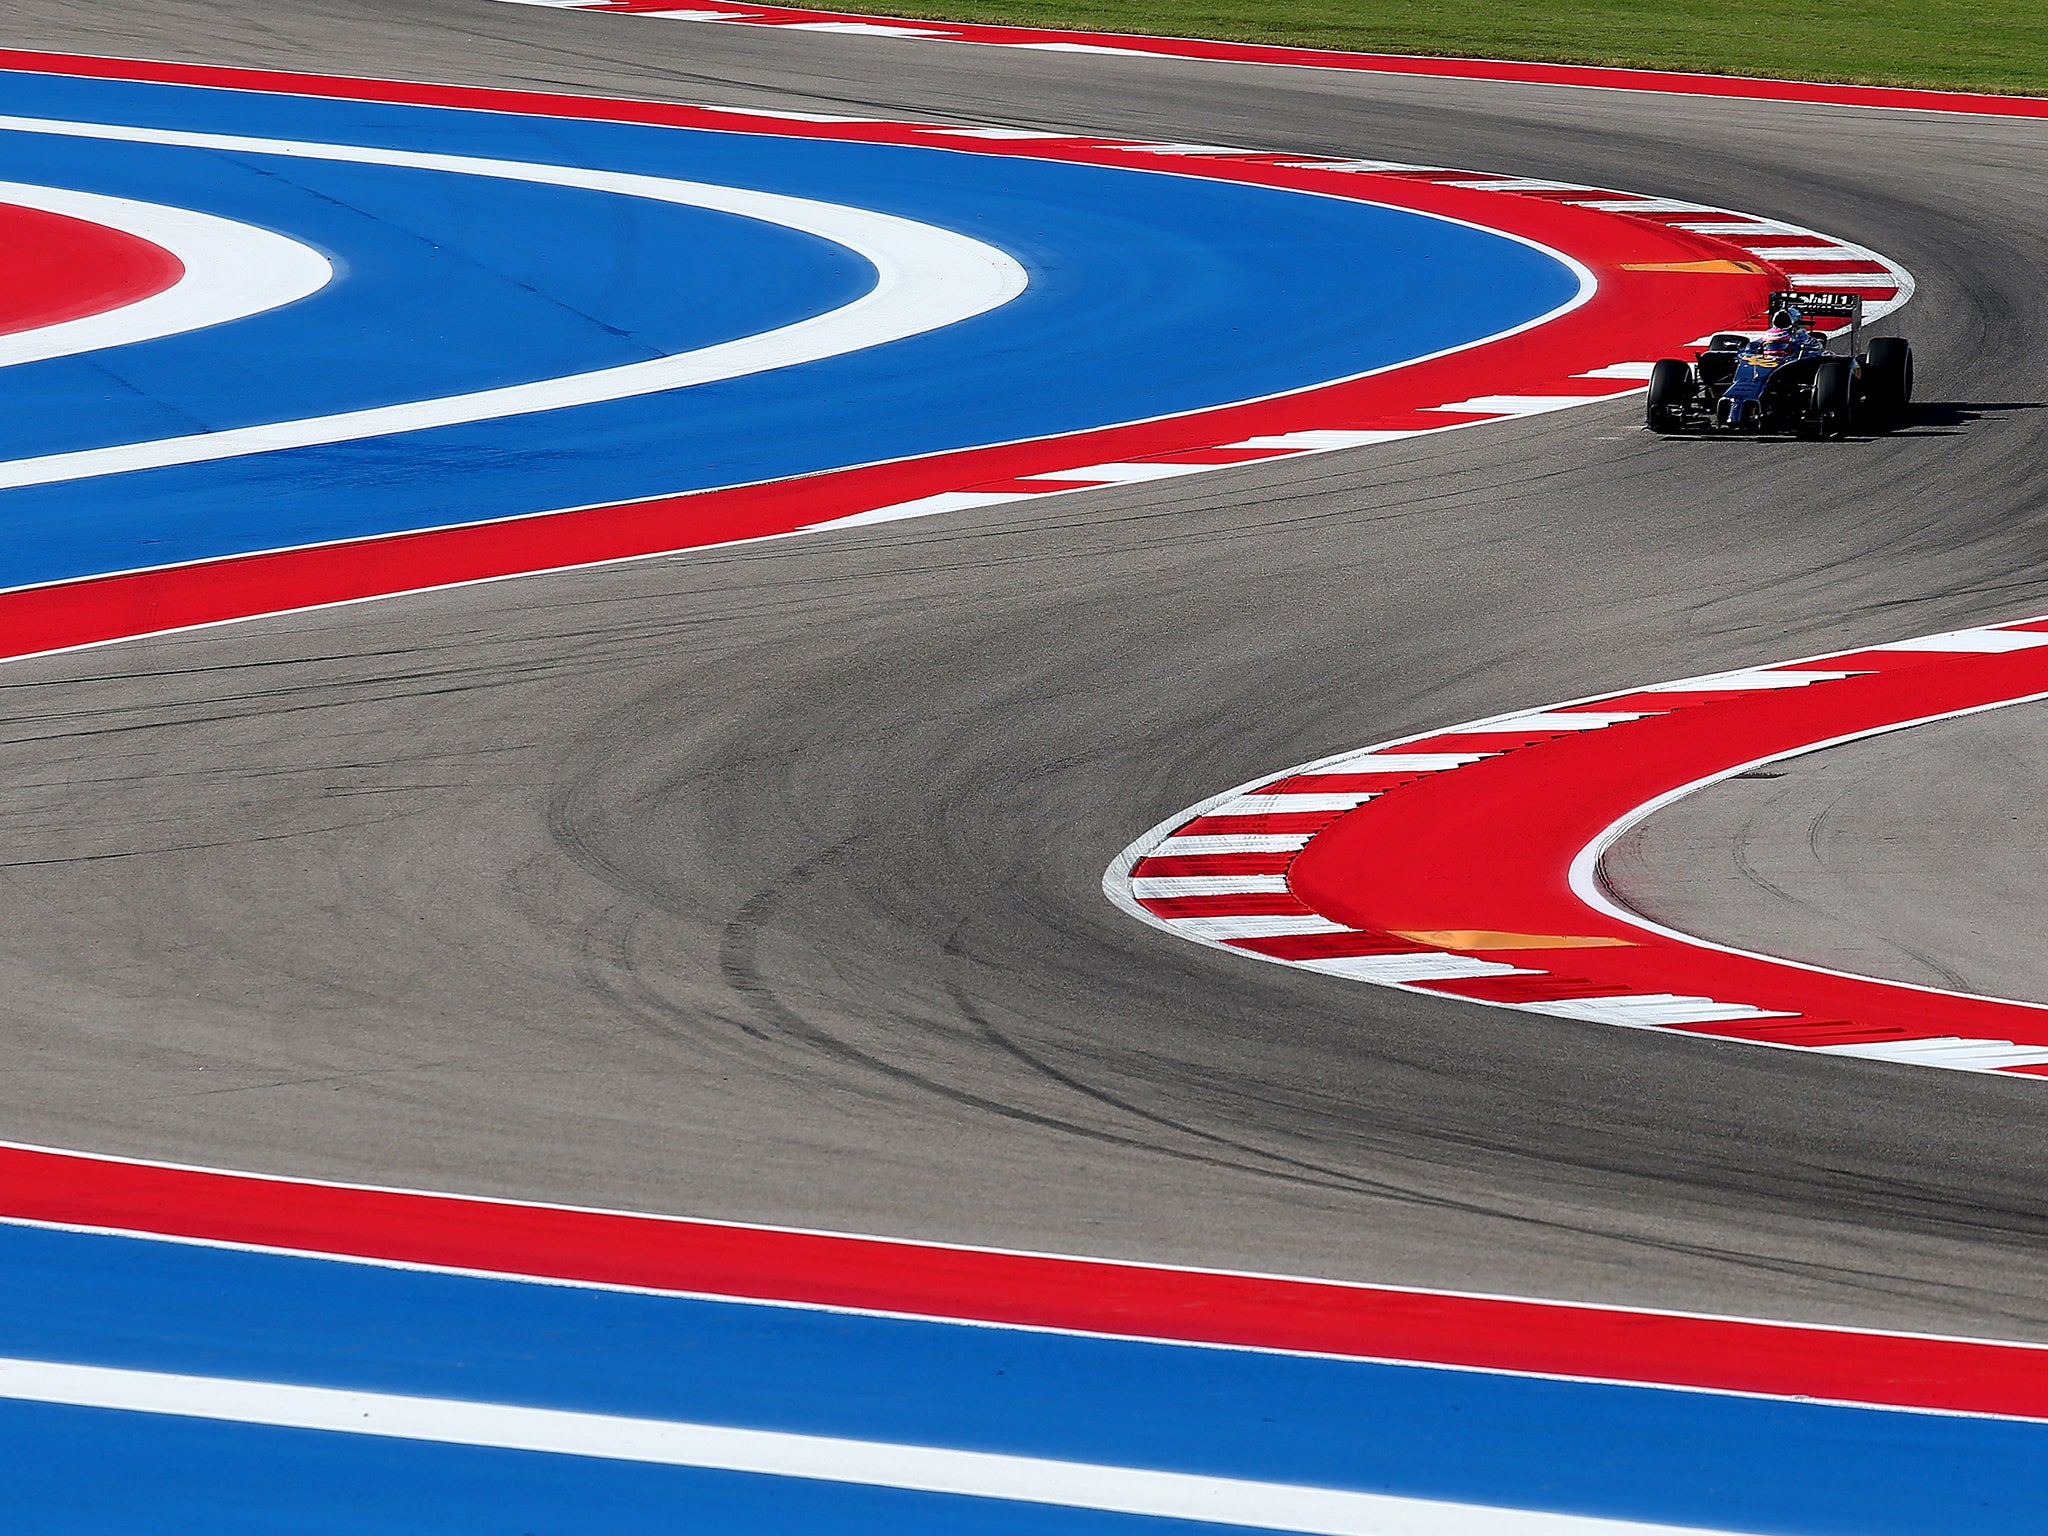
[1646,359,1693,433]
[1811,357,1854,439]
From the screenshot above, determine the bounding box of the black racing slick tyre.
[1645,359,1692,433]
[1862,336,1914,429]
[1811,357,1854,439]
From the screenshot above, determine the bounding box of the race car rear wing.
[1771,289,1863,353]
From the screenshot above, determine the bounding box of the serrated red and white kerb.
[1107,618,2048,1079]
[796,174,1908,534]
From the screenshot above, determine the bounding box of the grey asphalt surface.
[5,0,2048,1338]
[1609,700,2048,1003]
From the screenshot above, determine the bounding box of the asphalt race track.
[5,0,2048,1344]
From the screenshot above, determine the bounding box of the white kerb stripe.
[1462,711,1649,732]
[1022,461,1215,483]
[1427,394,1617,415]
[1815,1038,2048,1072]
[1225,429,1414,450]
[926,127,1078,140]
[0,114,1027,491]
[1569,198,1722,214]
[1116,143,1265,156]
[1649,667,1859,692]
[1300,954,1538,983]
[1165,914,1351,940]
[1210,792,1379,814]
[1314,752,1492,771]
[1869,627,2048,653]
[0,1357,1735,1536]
[779,20,953,35]
[1012,41,1176,56]
[0,181,333,369]
[1674,220,1805,235]
[1285,160,1466,173]
[1129,874,1291,898]
[1520,996,1795,1027]
[1157,833,1312,855]
[1436,178,1604,193]
[694,105,893,124]
[806,490,1029,530]
[1738,246,1858,260]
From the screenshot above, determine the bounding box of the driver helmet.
[1754,305,1804,353]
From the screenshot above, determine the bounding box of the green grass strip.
[806,0,2048,96]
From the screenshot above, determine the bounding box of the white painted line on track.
[0,114,1028,490]
[0,1355,1745,1536]
[0,180,333,368]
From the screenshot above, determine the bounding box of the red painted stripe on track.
[7,1142,2048,1419]
[559,1,2048,120]
[0,201,182,335]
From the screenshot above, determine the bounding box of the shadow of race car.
[1646,291,1913,439]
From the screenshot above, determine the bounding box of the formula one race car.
[1645,291,1913,439]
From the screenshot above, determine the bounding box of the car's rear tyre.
[1862,336,1914,429]
[1811,357,1854,439]
[1646,359,1693,433]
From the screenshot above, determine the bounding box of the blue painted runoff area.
[0,67,1579,589]
[0,1221,2039,1533]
